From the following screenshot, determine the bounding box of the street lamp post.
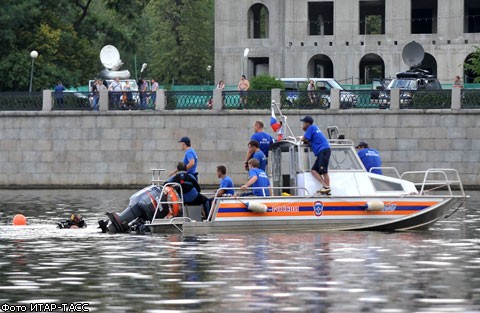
[29,50,38,93]
[242,48,249,76]
[206,65,212,85]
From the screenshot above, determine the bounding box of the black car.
[378,70,442,107]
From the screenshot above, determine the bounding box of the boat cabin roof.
[268,139,418,197]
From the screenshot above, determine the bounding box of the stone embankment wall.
[0,109,478,188]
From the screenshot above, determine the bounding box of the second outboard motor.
[104,185,163,233]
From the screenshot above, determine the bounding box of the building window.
[359,54,385,84]
[411,0,437,34]
[465,0,480,33]
[359,0,385,35]
[308,55,334,78]
[250,57,270,76]
[248,4,269,39]
[308,2,334,36]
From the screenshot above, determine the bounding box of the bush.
[250,75,285,90]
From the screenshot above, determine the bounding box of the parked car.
[378,71,442,107]
[370,78,392,99]
[280,78,357,108]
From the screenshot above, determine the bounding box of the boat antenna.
[271,100,298,142]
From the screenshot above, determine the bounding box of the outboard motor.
[102,185,163,233]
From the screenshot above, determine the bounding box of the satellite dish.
[100,45,121,70]
[402,41,424,68]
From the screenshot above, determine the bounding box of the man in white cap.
[300,115,331,195]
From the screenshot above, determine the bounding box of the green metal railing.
[52,92,92,111]
[462,89,480,109]
[222,91,271,109]
[2,88,480,111]
[280,90,329,110]
[0,92,43,111]
[400,90,451,109]
[165,91,213,110]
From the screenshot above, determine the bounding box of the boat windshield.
[329,146,364,171]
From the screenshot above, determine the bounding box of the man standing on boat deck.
[356,141,382,174]
[244,120,274,170]
[247,140,267,171]
[300,115,331,195]
[170,137,199,181]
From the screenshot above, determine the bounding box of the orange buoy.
[164,186,180,217]
[13,214,27,226]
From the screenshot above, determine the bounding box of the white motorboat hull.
[146,195,464,234]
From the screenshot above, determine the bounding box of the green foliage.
[409,91,451,109]
[464,46,480,83]
[145,0,214,85]
[250,75,285,90]
[366,15,382,34]
[0,0,215,91]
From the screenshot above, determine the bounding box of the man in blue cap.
[300,115,331,195]
[170,136,199,180]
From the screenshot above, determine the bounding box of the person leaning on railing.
[453,76,463,89]
[238,158,272,197]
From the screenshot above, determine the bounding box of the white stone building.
[214,0,480,86]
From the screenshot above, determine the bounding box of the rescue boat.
[101,133,467,234]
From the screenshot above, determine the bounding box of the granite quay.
[0,104,478,188]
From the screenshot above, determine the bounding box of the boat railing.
[150,168,167,186]
[400,168,466,196]
[150,182,185,223]
[369,166,401,178]
[328,139,355,146]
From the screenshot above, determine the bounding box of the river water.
[0,189,479,313]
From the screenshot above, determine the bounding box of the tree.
[0,0,216,90]
[146,0,214,85]
[0,1,100,91]
[464,46,480,83]
[250,75,285,90]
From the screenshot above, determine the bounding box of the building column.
[213,88,223,111]
[99,90,109,111]
[451,87,462,110]
[42,90,52,111]
[390,88,400,111]
[156,89,166,110]
[271,88,281,107]
[330,88,340,110]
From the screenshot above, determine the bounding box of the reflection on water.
[0,190,479,313]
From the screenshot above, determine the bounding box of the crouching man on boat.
[167,162,209,218]
[356,141,382,174]
[238,158,272,197]
[300,115,331,195]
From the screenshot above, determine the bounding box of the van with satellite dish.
[377,70,442,107]
[376,41,443,107]
[280,78,357,108]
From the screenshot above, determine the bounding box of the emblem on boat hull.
[313,201,324,216]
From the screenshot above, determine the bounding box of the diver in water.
[57,213,87,229]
